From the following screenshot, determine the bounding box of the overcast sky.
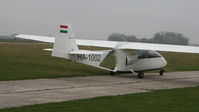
[0,0,199,44]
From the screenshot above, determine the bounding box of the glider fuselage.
[114,50,167,72]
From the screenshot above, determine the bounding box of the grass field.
[0,86,199,112]
[0,42,199,81]
[0,42,109,81]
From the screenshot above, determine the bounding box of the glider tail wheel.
[138,72,144,79]
[110,71,116,76]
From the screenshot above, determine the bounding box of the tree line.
[108,32,189,45]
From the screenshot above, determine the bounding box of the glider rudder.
[52,24,79,59]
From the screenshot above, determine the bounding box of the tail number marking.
[77,54,101,62]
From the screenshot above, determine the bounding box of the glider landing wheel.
[138,72,144,79]
[159,69,164,76]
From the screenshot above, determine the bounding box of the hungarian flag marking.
[60,25,68,33]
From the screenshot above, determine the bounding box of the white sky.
[0,0,199,44]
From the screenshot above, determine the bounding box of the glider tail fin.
[52,24,79,59]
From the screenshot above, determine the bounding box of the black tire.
[159,69,164,76]
[110,71,115,76]
[138,72,144,79]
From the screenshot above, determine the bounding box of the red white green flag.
[60,25,68,33]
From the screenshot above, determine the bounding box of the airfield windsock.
[60,25,68,33]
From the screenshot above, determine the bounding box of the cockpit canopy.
[138,50,162,59]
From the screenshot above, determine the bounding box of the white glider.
[16,24,199,78]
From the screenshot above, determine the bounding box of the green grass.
[161,52,199,71]
[0,42,108,81]
[1,86,199,112]
[0,42,199,81]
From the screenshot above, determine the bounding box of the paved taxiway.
[0,71,199,109]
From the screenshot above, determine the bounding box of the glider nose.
[161,57,167,67]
